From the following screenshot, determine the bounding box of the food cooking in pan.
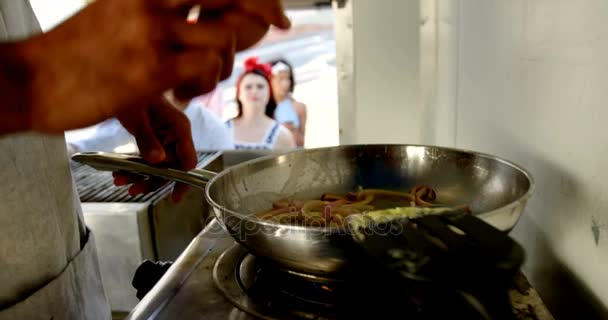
[255,186,470,227]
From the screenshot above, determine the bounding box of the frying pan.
[72,144,534,276]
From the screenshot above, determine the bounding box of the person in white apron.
[0,3,111,319]
[0,1,290,319]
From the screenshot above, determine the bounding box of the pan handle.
[71,152,217,190]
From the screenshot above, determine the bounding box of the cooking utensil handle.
[71,152,217,190]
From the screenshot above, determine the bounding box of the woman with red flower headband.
[226,57,296,150]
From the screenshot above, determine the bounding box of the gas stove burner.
[274,265,344,285]
[213,244,339,319]
[213,244,497,320]
[240,256,339,308]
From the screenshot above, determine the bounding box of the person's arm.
[0,41,36,134]
[66,120,134,155]
[275,126,297,149]
[0,0,291,203]
[191,107,234,150]
[0,0,291,136]
[281,122,304,147]
[295,101,307,146]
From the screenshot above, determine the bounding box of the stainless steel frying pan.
[72,144,534,276]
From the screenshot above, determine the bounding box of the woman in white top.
[227,57,295,150]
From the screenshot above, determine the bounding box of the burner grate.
[214,244,499,320]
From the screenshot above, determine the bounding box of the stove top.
[125,219,555,320]
[213,244,506,320]
[214,244,342,319]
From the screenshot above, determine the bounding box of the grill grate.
[71,151,220,203]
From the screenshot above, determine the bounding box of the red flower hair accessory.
[243,56,272,79]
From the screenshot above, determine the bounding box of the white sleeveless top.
[226,119,282,150]
[0,2,110,319]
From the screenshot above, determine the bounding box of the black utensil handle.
[440,212,526,273]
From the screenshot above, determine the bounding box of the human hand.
[170,0,294,101]
[113,96,197,202]
[11,0,290,134]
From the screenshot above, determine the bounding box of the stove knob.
[132,260,173,300]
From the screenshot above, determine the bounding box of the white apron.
[0,1,110,319]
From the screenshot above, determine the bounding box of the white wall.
[420,0,459,147]
[335,0,421,145]
[423,0,608,317]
